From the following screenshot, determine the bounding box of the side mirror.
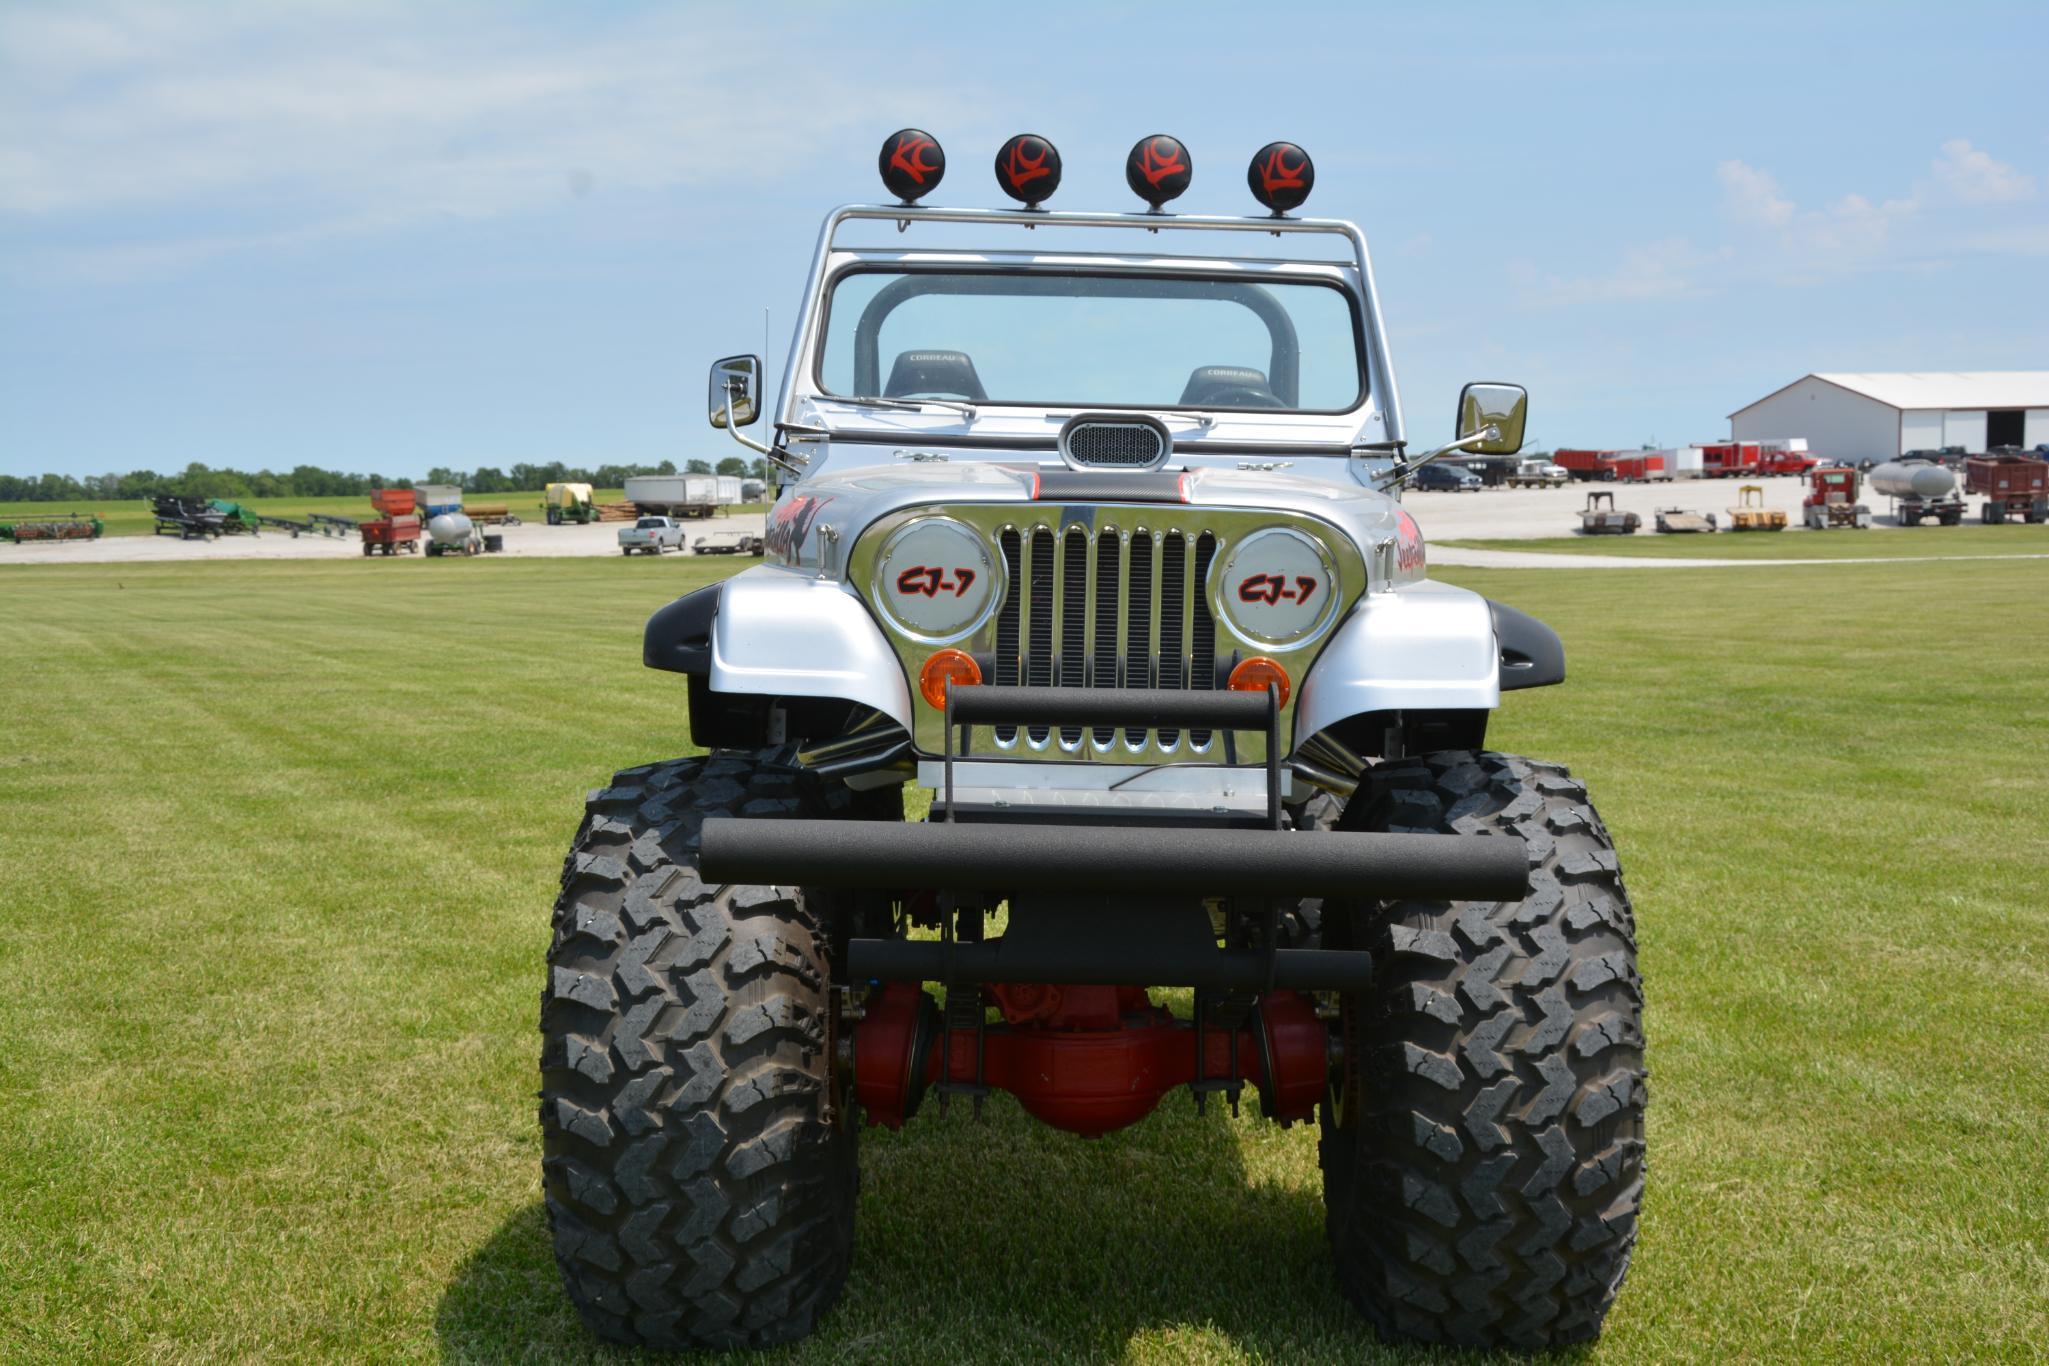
[709,354,762,429]
[1456,382,1528,455]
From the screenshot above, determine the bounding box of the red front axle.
[853,980,1327,1137]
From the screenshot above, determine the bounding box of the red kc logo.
[1137,138,1186,187]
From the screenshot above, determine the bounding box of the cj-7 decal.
[1238,573,1319,605]
[895,565,977,599]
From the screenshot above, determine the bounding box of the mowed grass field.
[2,554,2045,1361]
[1439,525,2049,559]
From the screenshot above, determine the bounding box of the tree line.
[0,457,768,505]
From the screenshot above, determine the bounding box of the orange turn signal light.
[919,649,982,710]
[1227,656,1291,708]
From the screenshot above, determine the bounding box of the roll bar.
[776,204,1405,445]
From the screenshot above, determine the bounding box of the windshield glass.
[819,269,1364,413]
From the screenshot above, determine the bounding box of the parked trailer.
[1801,466,1871,529]
[1700,441,1765,479]
[1602,452,1669,483]
[1726,484,1787,532]
[1871,460,1964,526]
[1965,454,2048,525]
[359,514,422,555]
[1652,445,1706,479]
[361,488,423,555]
[1,512,104,542]
[624,474,738,518]
[1578,490,1639,534]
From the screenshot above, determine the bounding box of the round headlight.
[874,517,1001,642]
[1211,527,1339,649]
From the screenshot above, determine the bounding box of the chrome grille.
[995,524,1220,754]
[1064,421,1165,468]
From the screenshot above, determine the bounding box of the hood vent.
[1059,413,1170,471]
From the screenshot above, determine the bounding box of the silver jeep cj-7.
[540,130,1645,1353]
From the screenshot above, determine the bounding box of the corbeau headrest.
[1179,365,1272,403]
[884,350,987,401]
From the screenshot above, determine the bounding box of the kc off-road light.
[1211,526,1339,648]
[1125,134,1192,210]
[873,517,1000,642]
[994,133,1062,207]
[1227,656,1291,708]
[919,650,982,710]
[879,129,945,203]
[1247,140,1315,215]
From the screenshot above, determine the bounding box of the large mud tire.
[539,751,881,1350]
[1277,789,1343,948]
[1319,751,1646,1349]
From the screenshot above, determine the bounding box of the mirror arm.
[1372,425,1498,492]
[722,391,808,474]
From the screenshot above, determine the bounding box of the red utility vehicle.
[1801,466,1871,529]
[1758,440,1821,477]
[1552,449,1669,482]
[1700,441,1763,478]
[1601,451,1668,483]
[1553,447,1609,481]
[1965,454,2049,524]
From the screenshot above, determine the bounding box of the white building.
[1729,372,2049,464]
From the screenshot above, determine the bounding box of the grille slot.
[994,523,1219,755]
[1063,420,1166,468]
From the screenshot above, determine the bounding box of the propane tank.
[1869,461,1956,500]
[428,511,476,548]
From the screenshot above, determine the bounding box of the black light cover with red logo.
[1247,141,1315,214]
[1125,134,1192,210]
[878,129,945,203]
[994,134,1062,206]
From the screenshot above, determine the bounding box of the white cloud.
[0,3,982,241]
[1719,158,1920,255]
[1717,160,1793,227]
[1931,138,2035,203]
[1519,237,1732,307]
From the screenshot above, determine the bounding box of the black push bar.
[698,818,1529,903]
[846,936,1376,991]
[946,685,1270,731]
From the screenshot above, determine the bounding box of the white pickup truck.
[617,516,684,555]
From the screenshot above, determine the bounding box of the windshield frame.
[811,262,1370,418]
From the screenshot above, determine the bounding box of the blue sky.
[3,0,2045,479]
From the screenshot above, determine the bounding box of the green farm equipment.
[543,482,598,525]
[208,499,262,534]
[1,512,104,543]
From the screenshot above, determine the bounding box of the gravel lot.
[0,472,1971,570]
[0,511,771,566]
[1404,472,1843,542]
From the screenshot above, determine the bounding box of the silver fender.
[1293,579,1500,742]
[709,566,914,728]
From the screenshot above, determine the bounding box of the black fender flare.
[644,583,719,676]
[1488,599,1565,690]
